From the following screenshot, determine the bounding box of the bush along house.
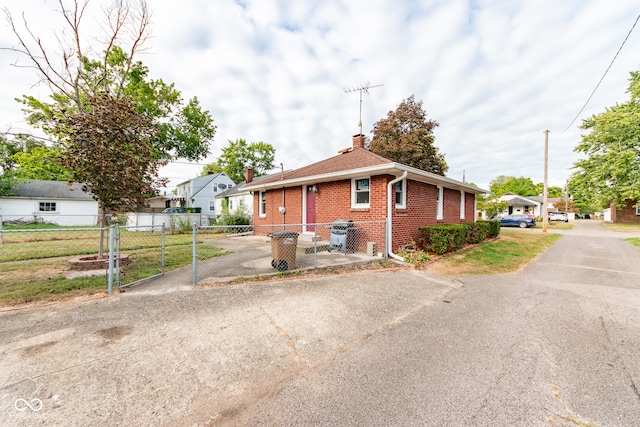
[243,134,486,259]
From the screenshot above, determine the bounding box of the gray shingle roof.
[507,196,537,206]
[8,180,95,200]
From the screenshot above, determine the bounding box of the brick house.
[609,200,640,224]
[243,134,485,256]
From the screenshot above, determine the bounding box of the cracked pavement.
[239,221,640,426]
[2,221,640,426]
[0,268,454,426]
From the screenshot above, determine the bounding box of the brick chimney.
[352,134,366,148]
[245,167,254,183]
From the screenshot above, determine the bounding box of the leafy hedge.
[419,221,500,255]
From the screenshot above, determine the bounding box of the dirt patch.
[22,340,58,357]
[96,325,134,347]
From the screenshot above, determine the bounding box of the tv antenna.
[344,82,383,134]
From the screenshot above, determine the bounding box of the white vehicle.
[548,211,568,222]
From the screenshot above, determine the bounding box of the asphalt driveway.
[0,267,457,426]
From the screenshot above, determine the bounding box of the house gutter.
[387,171,408,262]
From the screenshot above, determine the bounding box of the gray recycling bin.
[267,230,299,271]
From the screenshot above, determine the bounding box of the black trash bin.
[267,230,299,271]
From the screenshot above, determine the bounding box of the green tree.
[201,139,276,183]
[370,95,448,175]
[5,0,215,163]
[55,93,167,256]
[547,186,564,198]
[10,146,71,181]
[489,175,538,197]
[476,195,509,219]
[571,70,640,209]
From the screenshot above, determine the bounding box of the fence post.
[107,225,115,295]
[192,224,198,285]
[115,225,121,288]
[0,217,3,245]
[161,224,166,275]
[313,223,317,269]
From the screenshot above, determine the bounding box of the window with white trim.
[395,179,406,208]
[352,178,370,208]
[436,186,443,220]
[209,201,215,211]
[636,204,640,215]
[460,191,465,219]
[39,202,57,212]
[212,183,218,192]
[259,191,267,216]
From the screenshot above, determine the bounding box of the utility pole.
[344,82,383,135]
[542,130,550,233]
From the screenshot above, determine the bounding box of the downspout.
[387,171,408,261]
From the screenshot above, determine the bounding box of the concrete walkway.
[124,235,380,296]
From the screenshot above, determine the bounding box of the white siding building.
[0,180,99,226]
[175,173,235,219]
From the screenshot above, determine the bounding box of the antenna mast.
[344,82,383,134]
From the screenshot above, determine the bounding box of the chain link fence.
[0,224,175,304]
[194,220,387,284]
[0,220,387,303]
[114,225,166,290]
[0,226,108,304]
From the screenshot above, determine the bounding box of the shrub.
[219,214,251,226]
[468,221,491,244]
[485,220,501,238]
[419,224,471,255]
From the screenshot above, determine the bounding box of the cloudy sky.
[1,0,639,192]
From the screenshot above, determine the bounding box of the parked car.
[162,207,186,214]
[548,211,568,222]
[496,214,536,228]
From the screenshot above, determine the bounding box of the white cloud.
[1,0,639,191]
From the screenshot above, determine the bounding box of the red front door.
[306,186,316,232]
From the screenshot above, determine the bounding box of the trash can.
[267,230,299,271]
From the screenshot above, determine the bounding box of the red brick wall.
[253,176,476,251]
[612,200,640,224]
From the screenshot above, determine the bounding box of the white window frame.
[352,177,371,208]
[209,201,215,211]
[212,182,218,192]
[436,186,444,220]
[259,191,267,217]
[395,179,406,209]
[460,191,465,220]
[636,204,640,215]
[39,201,57,212]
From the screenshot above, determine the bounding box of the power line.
[563,13,640,133]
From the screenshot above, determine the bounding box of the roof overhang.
[244,163,486,194]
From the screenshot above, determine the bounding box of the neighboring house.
[497,194,541,216]
[243,134,485,254]
[0,180,99,226]
[214,169,286,219]
[493,194,564,218]
[174,173,235,219]
[607,200,640,224]
[145,193,184,211]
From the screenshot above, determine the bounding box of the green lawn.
[533,221,574,230]
[425,228,561,276]
[604,223,640,233]
[0,227,228,306]
[627,238,640,248]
